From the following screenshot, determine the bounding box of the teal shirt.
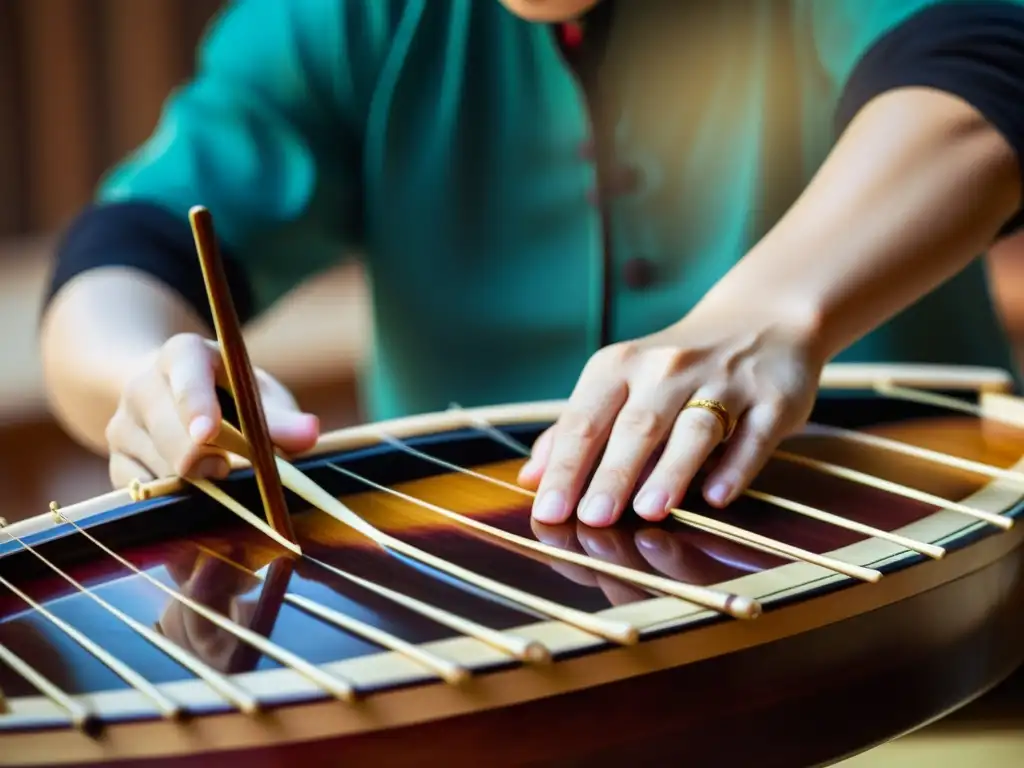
[98,0,1017,420]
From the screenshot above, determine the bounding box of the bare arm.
[528,88,1022,527]
[39,268,209,454]
[695,87,1020,362]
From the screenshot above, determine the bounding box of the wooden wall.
[0,0,224,238]
[0,0,368,522]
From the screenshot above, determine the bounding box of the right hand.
[105,333,320,488]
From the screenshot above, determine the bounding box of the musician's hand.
[105,332,319,488]
[519,311,822,527]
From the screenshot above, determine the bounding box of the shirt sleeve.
[802,0,1024,234]
[48,0,391,322]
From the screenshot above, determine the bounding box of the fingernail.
[533,490,567,523]
[579,493,615,526]
[706,481,732,506]
[189,415,214,443]
[634,489,669,518]
[211,456,230,478]
[192,455,229,479]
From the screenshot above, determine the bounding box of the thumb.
[517,426,555,490]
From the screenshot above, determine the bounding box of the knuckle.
[591,342,636,371]
[559,410,602,443]
[160,332,199,360]
[103,412,126,449]
[122,368,163,411]
[682,412,721,441]
[108,457,126,489]
[660,347,702,377]
[616,407,662,440]
[159,333,214,373]
[593,465,634,493]
[109,453,147,489]
[171,384,210,418]
[743,425,775,456]
[752,398,789,434]
[121,372,148,404]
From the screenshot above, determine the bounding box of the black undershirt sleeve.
[835,0,1024,235]
[43,201,255,329]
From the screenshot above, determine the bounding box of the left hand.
[518,311,823,527]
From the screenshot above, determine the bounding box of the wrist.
[687,253,831,363]
[693,91,1020,365]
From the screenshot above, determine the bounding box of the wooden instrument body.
[1,366,1024,767]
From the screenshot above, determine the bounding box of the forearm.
[697,87,1020,360]
[40,269,211,454]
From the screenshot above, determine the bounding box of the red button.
[586,165,642,205]
[622,258,657,289]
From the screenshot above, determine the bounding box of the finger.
[114,412,229,482]
[264,407,320,454]
[106,407,168,477]
[531,376,627,525]
[576,392,682,527]
[160,334,224,446]
[703,399,788,507]
[109,452,154,490]
[517,427,554,490]
[124,364,207,477]
[633,389,743,522]
[138,394,222,478]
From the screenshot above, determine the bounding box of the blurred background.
[0,2,1021,763]
[0,0,370,521]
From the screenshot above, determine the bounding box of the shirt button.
[622,257,657,289]
[609,165,642,195]
[586,165,642,206]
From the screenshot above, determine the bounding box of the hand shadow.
[157,546,291,673]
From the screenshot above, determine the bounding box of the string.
[772,450,1012,530]
[328,457,761,615]
[742,489,946,559]
[873,383,985,416]
[802,422,1024,485]
[450,403,1008,540]
[0,572,181,720]
[439,410,890,580]
[209,423,641,645]
[0,642,94,729]
[51,511,357,702]
[300,554,550,664]
[194,545,469,685]
[187,478,301,556]
[0,520,259,714]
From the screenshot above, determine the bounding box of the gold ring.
[683,398,735,441]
